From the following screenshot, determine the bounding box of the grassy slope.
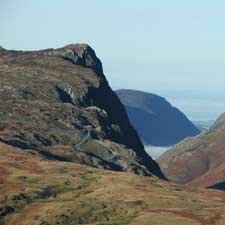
[1,142,225,225]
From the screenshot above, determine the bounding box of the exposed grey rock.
[0,44,165,178]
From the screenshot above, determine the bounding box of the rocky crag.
[0,44,164,177]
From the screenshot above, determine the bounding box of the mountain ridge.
[157,112,225,188]
[0,44,164,178]
[116,89,200,146]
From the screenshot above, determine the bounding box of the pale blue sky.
[1,0,225,120]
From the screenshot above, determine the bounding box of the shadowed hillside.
[116,89,200,146]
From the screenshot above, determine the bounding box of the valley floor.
[1,142,225,225]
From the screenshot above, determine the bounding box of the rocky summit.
[157,113,225,188]
[0,44,164,178]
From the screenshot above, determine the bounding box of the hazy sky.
[1,1,225,120]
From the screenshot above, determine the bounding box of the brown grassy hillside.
[157,113,225,188]
[1,142,225,225]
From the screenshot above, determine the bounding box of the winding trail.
[74,129,91,149]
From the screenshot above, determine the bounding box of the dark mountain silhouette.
[116,89,200,146]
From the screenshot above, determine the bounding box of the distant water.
[192,120,215,131]
[144,145,171,159]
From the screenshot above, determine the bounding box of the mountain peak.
[59,43,103,74]
[210,112,225,131]
[0,44,164,178]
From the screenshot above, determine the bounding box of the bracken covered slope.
[0,44,163,177]
[1,141,225,225]
[116,89,200,146]
[157,113,225,188]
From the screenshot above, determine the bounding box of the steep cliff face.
[0,44,164,178]
[157,113,225,188]
[116,89,200,146]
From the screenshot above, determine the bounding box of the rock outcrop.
[157,113,225,188]
[0,44,164,178]
[116,89,200,146]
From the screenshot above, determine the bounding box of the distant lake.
[192,120,214,131]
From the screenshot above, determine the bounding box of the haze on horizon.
[1,0,225,120]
